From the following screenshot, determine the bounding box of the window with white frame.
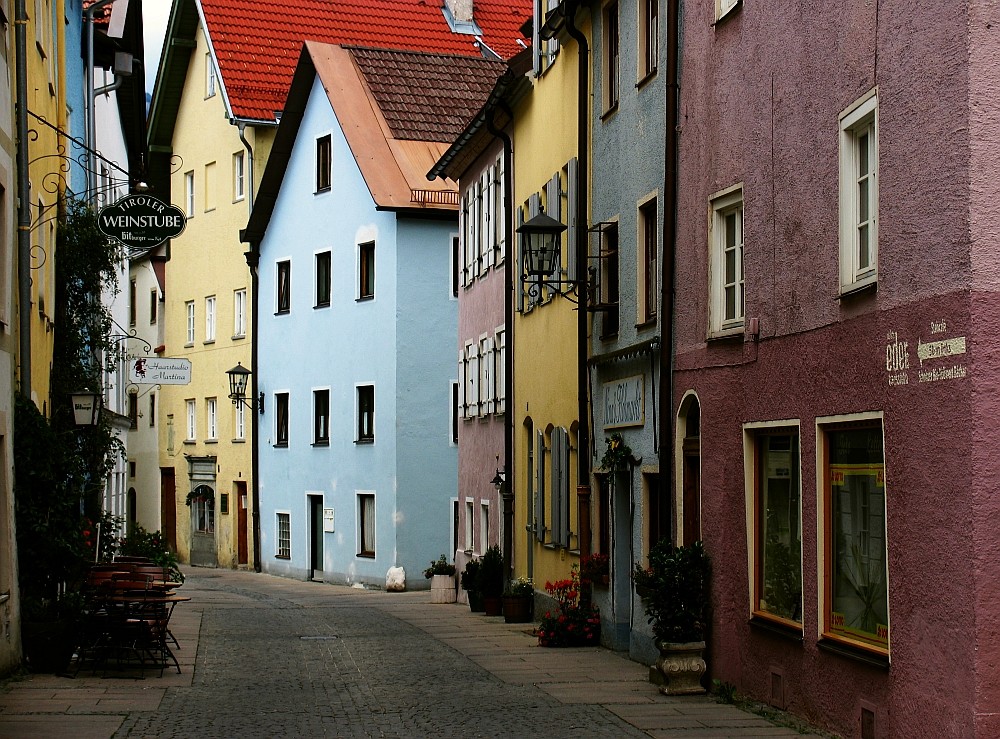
[358,242,375,300]
[709,186,744,336]
[839,91,878,293]
[275,392,289,447]
[451,234,460,298]
[184,171,194,217]
[276,260,290,313]
[314,388,330,445]
[639,0,658,81]
[206,52,216,97]
[149,289,158,325]
[186,399,196,440]
[358,493,376,557]
[316,134,332,192]
[495,327,506,414]
[639,198,658,324]
[603,1,620,112]
[315,251,331,308]
[276,512,290,558]
[234,289,246,337]
[450,381,459,444]
[480,502,490,553]
[204,295,216,342]
[149,393,156,428]
[235,401,245,440]
[206,397,217,440]
[233,151,245,201]
[356,385,374,442]
[129,279,136,326]
[465,499,475,551]
[185,300,195,344]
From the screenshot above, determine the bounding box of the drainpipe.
[660,0,679,539]
[237,122,254,212]
[15,0,30,396]
[564,2,592,561]
[486,106,514,585]
[244,246,261,572]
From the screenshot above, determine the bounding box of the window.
[235,402,246,440]
[220,493,229,515]
[709,186,744,336]
[204,295,216,342]
[314,389,330,445]
[603,1,620,112]
[480,502,490,552]
[480,334,495,415]
[128,391,138,430]
[148,393,155,428]
[464,341,479,418]
[204,162,216,212]
[640,199,658,324]
[716,0,740,22]
[531,0,560,75]
[234,289,246,337]
[275,392,289,447]
[233,151,245,201]
[276,513,290,558]
[205,52,216,97]
[645,473,669,556]
[465,500,475,551]
[316,134,332,192]
[496,327,506,414]
[358,242,375,300]
[185,300,195,344]
[639,0,658,80]
[750,428,802,624]
[451,234,460,298]
[194,489,215,534]
[358,493,375,557]
[276,260,290,313]
[184,171,194,217]
[186,399,196,440]
[315,251,331,308]
[129,279,136,326]
[839,91,878,293]
[821,420,888,653]
[599,222,619,338]
[450,381,459,444]
[149,289,157,324]
[205,398,218,440]
[356,385,374,443]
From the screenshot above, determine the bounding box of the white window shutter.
[462,191,473,287]
[483,167,495,270]
[495,156,505,264]
[484,336,496,415]
[532,0,542,76]
[467,344,479,418]
[496,329,506,414]
[546,173,563,293]
[457,350,466,419]
[567,158,579,281]
[535,430,546,542]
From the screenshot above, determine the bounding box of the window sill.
[204,438,218,445]
[838,278,877,300]
[203,339,215,345]
[184,342,194,348]
[183,439,196,445]
[231,438,246,444]
[356,296,374,303]
[635,318,657,332]
[706,328,744,343]
[636,69,657,90]
[818,636,890,669]
[314,303,330,310]
[232,333,246,341]
[354,438,374,445]
[315,187,331,195]
[273,442,288,449]
[749,614,804,642]
[275,554,290,560]
[600,103,619,122]
[357,552,375,559]
[312,441,329,447]
[233,196,245,204]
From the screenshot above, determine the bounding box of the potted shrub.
[423,554,456,603]
[501,577,533,623]
[478,545,504,616]
[461,559,484,612]
[633,539,710,695]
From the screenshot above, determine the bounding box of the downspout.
[564,2,592,561]
[237,122,254,212]
[15,0,30,395]
[244,245,261,572]
[660,0,679,539]
[486,105,514,585]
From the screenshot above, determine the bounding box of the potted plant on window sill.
[502,577,534,623]
[633,539,710,695]
[461,558,484,612]
[424,555,456,603]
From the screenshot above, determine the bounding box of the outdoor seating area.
[70,557,189,679]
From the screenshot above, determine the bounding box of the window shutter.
[532,0,542,76]
[516,206,525,312]
[484,336,496,415]
[496,329,506,414]
[550,427,563,547]
[546,173,563,293]
[483,167,495,270]
[567,158,579,281]
[535,431,546,542]
[471,181,481,280]
[528,193,541,304]
[467,344,479,418]
[462,192,473,287]
[547,0,560,55]
[559,429,570,547]
[495,156,505,263]
[457,350,466,419]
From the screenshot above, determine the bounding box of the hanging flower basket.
[600,433,634,474]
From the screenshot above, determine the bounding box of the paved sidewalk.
[0,568,826,738]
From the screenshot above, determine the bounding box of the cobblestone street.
[0,567,824,738]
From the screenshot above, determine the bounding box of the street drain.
[299,635,339,640]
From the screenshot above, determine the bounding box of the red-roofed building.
[146,0,521,571]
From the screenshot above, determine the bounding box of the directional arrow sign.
[98,193,186,250]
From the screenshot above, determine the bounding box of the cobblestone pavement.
[0,567,827,738]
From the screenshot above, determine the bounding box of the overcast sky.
[143,1,171,97]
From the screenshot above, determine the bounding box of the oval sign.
[98,193,186,250]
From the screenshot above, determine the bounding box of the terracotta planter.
[654,640,707,695]
[482,595,503,616]
[430,574,456,603]
[502,595,532,623]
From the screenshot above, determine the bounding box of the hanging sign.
[129,357,192,385]
[98,193,186,250]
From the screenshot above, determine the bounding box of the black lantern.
[71,391,101,426]
[489,455,505,491]
[517,207,566,277]
[227,363,263,413]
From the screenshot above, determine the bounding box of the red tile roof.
[200,0,531,122]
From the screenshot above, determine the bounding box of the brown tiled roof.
[348,47,506,142]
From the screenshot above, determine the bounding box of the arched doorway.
[676,393,701,546]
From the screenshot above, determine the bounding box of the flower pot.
[482,595,503,616]
[466,590,485,612]
[430,574,456,604]
[502,595,532,623]
[654,640,707,695]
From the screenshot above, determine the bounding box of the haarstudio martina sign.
[98,194,186,250]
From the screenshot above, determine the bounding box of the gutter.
[15,0,29,395]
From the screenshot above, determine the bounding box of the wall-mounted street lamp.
[227,362,264,414]
[71,391,102,426]
[517,207,594,303]
[490,455,506,491]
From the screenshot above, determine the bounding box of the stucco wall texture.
[673,2,997,736]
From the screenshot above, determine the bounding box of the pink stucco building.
[671,1,1000,736]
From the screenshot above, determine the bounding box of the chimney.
[445,0,473,23]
